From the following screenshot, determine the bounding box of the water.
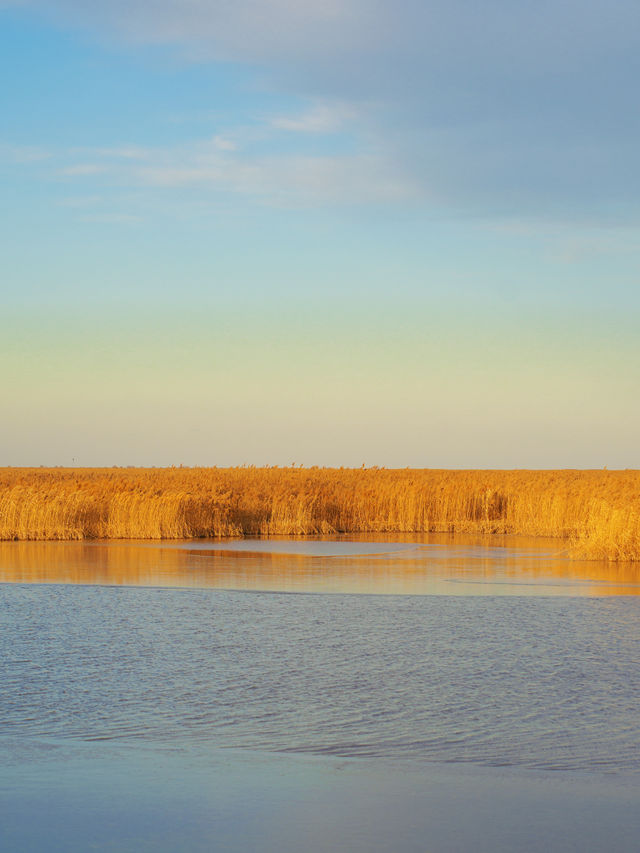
[3,585,640,771]
[1,536,640,851]
[2,533,640,595]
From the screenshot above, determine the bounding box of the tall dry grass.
[0,467,638,560]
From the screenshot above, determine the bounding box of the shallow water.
[1,536,640,851]
[2,533,640,595]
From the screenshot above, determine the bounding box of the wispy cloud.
[58,194,103,208]
[133,152,415,205]
[9,0,640,221]
[91,146,151,160]
[211,135,237,151]
[24,0,365,61]
[51,139,415,207]
[23,102,415,208]
[271,102,355,134]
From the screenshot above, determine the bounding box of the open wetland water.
[2,534,640,851]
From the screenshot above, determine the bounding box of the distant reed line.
[0,467,639,560]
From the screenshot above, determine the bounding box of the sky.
[2,0,639,467]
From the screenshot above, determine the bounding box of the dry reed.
[0,467,638,560]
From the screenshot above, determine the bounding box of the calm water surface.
[1,536,639,851]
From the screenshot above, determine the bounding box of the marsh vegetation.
[1,467,638,560]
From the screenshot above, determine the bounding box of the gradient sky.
[2,1,639,467]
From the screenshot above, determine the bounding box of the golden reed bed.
[0,467,639,560]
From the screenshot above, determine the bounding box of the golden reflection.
[1,536,639,596]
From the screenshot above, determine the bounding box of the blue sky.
[2,1,639,467]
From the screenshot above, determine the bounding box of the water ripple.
[1,585,639,772]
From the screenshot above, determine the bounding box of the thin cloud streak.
[19,105,417,208]
[59,145,417,207]
[271,102,355,133]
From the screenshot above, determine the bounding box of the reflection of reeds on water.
[1,539,639,596]
[0,467,639,560]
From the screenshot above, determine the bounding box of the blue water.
[1,539,640,851]
[2,586,640,771]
